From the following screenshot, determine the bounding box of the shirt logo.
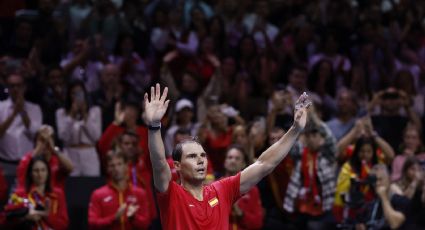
[188,204,195,207]
[103,196,112,203]
[208,197,219,207]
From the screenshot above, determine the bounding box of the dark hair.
[106,150,128,164]
[113,33,134,56]
[401,156,419,178]
[65,80,89,114]
[172,137,202,162]
[119,130,139,142]
[349,137,378,175]
[308,60,336,97]
[226,144,250,166]
[25,156,52,193]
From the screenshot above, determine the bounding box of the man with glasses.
[0,73,42,175]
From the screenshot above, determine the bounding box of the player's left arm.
[240,93,309,194]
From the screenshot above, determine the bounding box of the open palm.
[293,92,311,130]
[144,84,170,125]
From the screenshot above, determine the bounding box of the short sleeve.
[213,173,241,205]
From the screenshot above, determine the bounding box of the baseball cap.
[175,99,194,112]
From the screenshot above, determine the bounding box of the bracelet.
[148,121,161,131]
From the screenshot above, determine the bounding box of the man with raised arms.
[144,84,310,229]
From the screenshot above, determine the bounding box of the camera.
[381,92,399,100]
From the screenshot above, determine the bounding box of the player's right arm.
[144,84,172,193]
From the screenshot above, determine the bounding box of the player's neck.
[182,180,204,201]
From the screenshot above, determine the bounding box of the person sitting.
[88,150,151,230]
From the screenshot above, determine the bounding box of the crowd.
[0,0,425,229]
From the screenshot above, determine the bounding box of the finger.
[150,86,155,101]
[156,83,160,101]
[160,87,168,102]
[144,93,149,106]
[164,100,170,109]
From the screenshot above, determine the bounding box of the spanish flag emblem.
[208,197,219,207]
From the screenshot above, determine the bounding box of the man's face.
[7,74,25,101]
[224,148,245,175]
[374,167,390,191]
[124,106,139,126]
[337,91,356,115]
[107,156,128,182]
[120,135,139,159]
[304,132,324,152]
[101,64,120,85]
[175,142,208,183]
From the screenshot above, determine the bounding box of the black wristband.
[148,123,161,131]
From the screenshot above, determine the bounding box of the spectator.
[392,125,425,181]
[40,66,66,134]
[0,73,42,175]
[97,100,149,174]
[164,98,200,155]
[326,89,358,141]
[88,150,150,230]
[60,36,106,93]
[56,80,101,176]
[369,87,422,150]
[261,126,295,229]
[6,156,69,230]
[115,130,156,223]
[224,145,263,230]
[337,117,395,165]
[17,125,73,191]
[333,137,380,223]
[109,34,152,95]
[283,107,337,230]
[392,70,424,117]
[393,157,423,200]
[307,60,337,121]
[90,63,123,131]
[356,164,412,230]
[198,104,234,175]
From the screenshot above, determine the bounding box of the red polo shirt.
[88,182,151,230]
[16,152,68,191]
[157,173,241,230]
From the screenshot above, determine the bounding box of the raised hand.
[144,84,170,125]
[293,92,311,131]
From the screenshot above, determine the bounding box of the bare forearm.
[56,153,74,173]
[375,136,395,163]
[257,125,301,169]
[148,129,171,192]
[241,125,301,193]
[380,194,405,229]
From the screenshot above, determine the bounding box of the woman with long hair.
[391,125,425,181]
[393,157,423,199]
[7,156,68,230]
[333,137,379,223]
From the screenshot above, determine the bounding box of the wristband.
[148,121,161,130]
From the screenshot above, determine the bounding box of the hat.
[175,99,194,112]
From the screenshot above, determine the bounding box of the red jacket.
[97,124,151,172]
[16,152,68,191]
[9,187,69,230]
[229,186,264,230]
[88,182,151,230]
